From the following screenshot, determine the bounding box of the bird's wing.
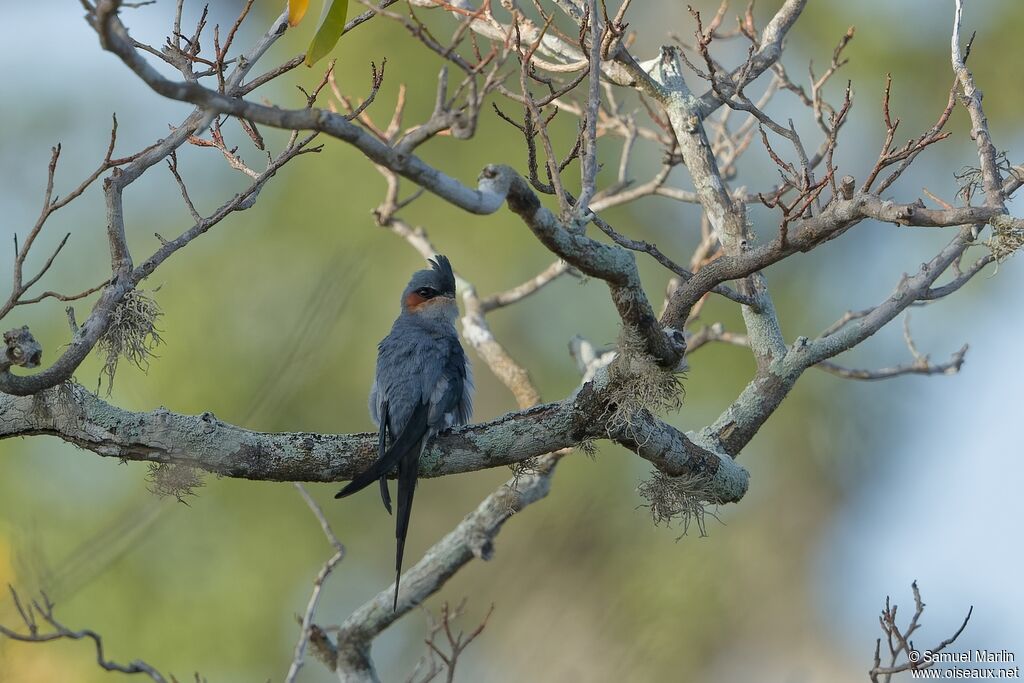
[377,399,392,515]
[368,378,381,426]
[427,343,472,428]
[457,354,474,426]
[335,399,429,499]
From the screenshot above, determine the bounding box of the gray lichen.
[602,326,685,438]
[988,214,1024,262]
[637,470,719,538]
[97,289,165,394]
[146,462,204,502]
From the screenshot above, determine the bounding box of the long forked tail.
[334,402,429,611]
[392,435,425,611]
[335,401,428,500]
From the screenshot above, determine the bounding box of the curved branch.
[480,165,685,366]
[88,4,694,368]
[804,228,976,364]
[695,0,809,117]
[0,142,308,396]
[0,7,297,397]
[952,0,1004,210]
[0,587,168,683]
[335,457,559,682]
[816,344,967,381]
[644,45,788,367]
[661,193,1007,330]
[0,380,747,503]
[92,4,509,216]
[479,259,570,312]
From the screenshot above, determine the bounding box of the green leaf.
[304,0,349,67]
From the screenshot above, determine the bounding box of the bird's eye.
[416,287,436,298]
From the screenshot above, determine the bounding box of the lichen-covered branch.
[0,379,746,503]
[951,0,1004,211]
[694,0,808,117]
[642,45,787,369]
[0,5,304,397]
[89,5,685,368]
[478,164,685,366]
[2,1,1020,679]
[334,457,558,683]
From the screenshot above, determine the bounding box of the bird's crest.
[428,254,456,295]
[402,254,458,311]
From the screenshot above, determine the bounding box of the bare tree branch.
[0,3,1019,680]
[0,586,170,683]
[335,456,560,681]
[869,582,973,682]
[0,5,306,396]
[0,379,746,502]
[286,484,346,683]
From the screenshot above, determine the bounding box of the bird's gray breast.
[371,318,472,434]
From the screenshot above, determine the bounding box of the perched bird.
[335,255,473,610]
